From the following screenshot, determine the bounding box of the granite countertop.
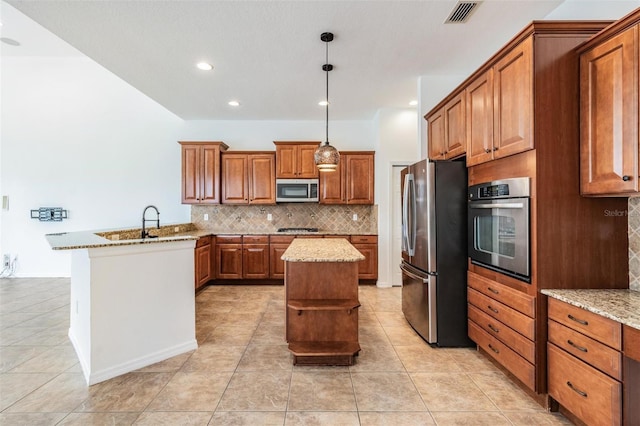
[45,222,377,251]
[542,289,640,331]
[281,238,365,263]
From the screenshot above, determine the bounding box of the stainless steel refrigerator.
[400,159,471,347]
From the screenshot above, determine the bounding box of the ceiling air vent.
[445,1,481,24]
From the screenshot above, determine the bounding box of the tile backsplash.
[191,204,377,234]
[629,197,640,291]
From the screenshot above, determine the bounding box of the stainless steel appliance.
[276,179,319,202]
[400,159,471,346]
[468,177,530,282]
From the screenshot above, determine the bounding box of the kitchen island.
[281,238,364,365]
[46,227,199,385]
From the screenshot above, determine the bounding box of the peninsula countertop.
[542,289,640,331]
[281,238,365,263]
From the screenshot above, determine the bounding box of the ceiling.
[0,1,632,121]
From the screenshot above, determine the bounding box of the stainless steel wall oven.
[468,177,531,283]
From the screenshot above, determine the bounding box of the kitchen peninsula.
[282,238,364,365]
[46,226,199,385]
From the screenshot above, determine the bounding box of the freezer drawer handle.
[566,381,588,398]
[400,264,428,284]
[567,340,588,353]
[567,314,588,326]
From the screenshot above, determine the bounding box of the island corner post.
[282,238,364,366]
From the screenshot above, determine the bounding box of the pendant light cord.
[325,38,329,146]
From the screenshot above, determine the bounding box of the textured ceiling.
[0,1,633,120]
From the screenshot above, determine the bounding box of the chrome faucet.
[141,205,160,239]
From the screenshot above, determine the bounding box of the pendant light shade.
[314,32,340,172]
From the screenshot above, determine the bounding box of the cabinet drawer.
[468,304,534,363]
[270,235,295,244]
[468,320,535,390]
[467,271,535,317]
[216,235,242,244]
[548,320,621,380]
[548,343,621,426]
[468,287,535,340]
[624,325,640,362]
[350,235,377,244]
[195,235,211,248]
[324,235,350,239]
[548,298,621,350]
[243,235,268,244]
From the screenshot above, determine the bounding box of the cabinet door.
[319,160,345,204]
[181,145,200,204]
[270,244,289,279]
[444,93,466,159]
[352,243,378,280]
[466,70,495,166]
[216,244,243,279]
[221,154,249,204]
[200,145,221,203]
[298,144,320,178]
[275,145,297,178]
[243,244,270,279]
[580,26,638,195]
[428,107,446,160]
[493,36,534,159]
[195,245,211,289]
[249,154,276,204]
[346,154,374,205]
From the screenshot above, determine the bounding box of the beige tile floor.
[0,278,572,425]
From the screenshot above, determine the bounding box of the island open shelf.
[282,238,365,366]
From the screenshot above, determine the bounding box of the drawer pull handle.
[488,324,499,333]
[567,340,588,353]
[487,305,499,314]
[488,344,500,354]
[487,287,499,294]
[566,381,588,398]
[567,314,588,326]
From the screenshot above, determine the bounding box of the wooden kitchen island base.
[282,238,364,366]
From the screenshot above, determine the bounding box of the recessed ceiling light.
[409,100,418,106]
[196,62,213,71]
[318,100,329,106]
[228,101,240,107]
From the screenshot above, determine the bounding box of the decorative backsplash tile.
[629,197,640,291]
[191,204,377,234]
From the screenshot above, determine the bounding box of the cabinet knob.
[493,147,499,152]
[484,148,491,153]
[623,175,632,182]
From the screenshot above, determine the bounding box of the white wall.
[373,108,420,287]
[544,0,639,19]
[1,56,188,277]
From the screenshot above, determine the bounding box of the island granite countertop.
[542,289,640,331]
[281,238,365,263]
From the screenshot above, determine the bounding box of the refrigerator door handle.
[400,262,428,283]
[402,173,416,256]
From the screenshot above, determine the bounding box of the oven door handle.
[470,203,524,209]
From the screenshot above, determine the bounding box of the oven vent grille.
[445,1,481,23]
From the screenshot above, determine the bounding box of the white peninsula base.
[68,240,197,385]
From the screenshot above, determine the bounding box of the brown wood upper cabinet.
[578,15,639,196]
[274,141,320,179]
[221,152,276,204]
[179,141,228,204]
[427,92,466,160]
[466,37,533,166]
[319,151,375,205]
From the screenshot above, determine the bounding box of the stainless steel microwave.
[276,179,319,202]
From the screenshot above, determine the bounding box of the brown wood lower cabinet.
[194,236,212,291]
[350,235,378,282]
[242,235,269,279]
[270,235,295,279]
[215,235,243,279]
[547,298,623,425]
[624,325,640,426]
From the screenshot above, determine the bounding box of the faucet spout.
[141,205,160,239]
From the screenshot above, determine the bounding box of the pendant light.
[314,32,340,172]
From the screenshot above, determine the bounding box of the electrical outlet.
[3,254,9,268]
[174,226,180,233]
[204,214,209,221]
[352,214,358,221]
[267,213,273,221]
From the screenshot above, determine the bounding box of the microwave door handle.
[471,203,525,209]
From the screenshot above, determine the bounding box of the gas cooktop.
[277,227,319,233]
